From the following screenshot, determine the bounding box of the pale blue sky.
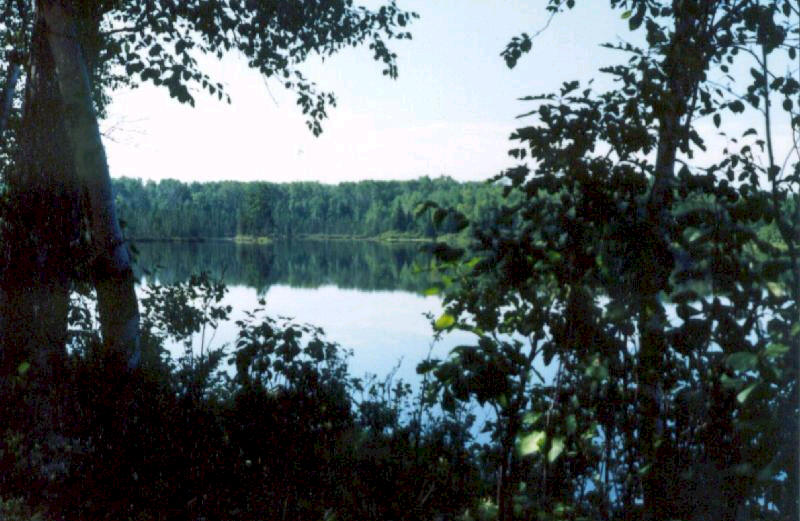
[102,2,632,183]
[102,2,794,185]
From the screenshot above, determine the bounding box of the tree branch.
[99,21,147,37]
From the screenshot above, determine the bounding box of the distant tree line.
[112,176,508,239]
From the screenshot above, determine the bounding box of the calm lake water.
[134,239,475,385]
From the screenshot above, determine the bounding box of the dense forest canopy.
[112,175,789,248]
[112,175,509,239]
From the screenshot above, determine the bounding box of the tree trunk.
[639,3,716,519]
[0,12,77,429]
[41,0,141,369]
[0,51,23,139]
[637,3,756,520]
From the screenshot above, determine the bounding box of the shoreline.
[129,233,460,244]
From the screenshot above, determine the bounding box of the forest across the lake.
[113,176,790,250]
[113,175,508,240]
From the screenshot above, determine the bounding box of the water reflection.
[133,240,469,385]
[133,239,437,293]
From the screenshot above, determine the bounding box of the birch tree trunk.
[41,0,141,369]
[0,12,77,427]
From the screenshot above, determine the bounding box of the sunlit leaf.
[518,431,546,456]
[522,412,542,427]
[548,436,565,462]
[737,383,758,404]
[466,257,481,268]
[767,282,785,297]
[17,361,30,376]
[546,250,562,263]
[434,313,456,330]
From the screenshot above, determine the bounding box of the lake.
[134,239,475,385]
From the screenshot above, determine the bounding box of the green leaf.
[767,282,785,297]
[519,431,546,456]
[548,437,565,462]
[737,383,758,404]
[621,10,632,19]
[729,100,745,113]
[585,357,609,380]
[727,352,758,372]
[764,343,789,358]
[605,301,628,322]
[434,313,455,330]
[713,113,721,128]
[498,394,509,408]
[628,5,645,30]
[720,373,743,390]
[757,460,780,481]
[565,414,577,435]
[522,412,542,428]
[423,287,440,296]
[546,250,562,263]
[17,361,30,376]
[416,359,439,374]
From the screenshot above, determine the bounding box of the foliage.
[0,0,416,156]
[112,176,510,240]
[1,2,797,520]
[0,273,486,521]
[421,1,799,520]
[0,497,47,521]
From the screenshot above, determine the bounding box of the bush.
[0,274,485,521]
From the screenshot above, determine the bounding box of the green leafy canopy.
[1,0,417,136]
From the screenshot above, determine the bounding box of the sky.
[101,2,633,184]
